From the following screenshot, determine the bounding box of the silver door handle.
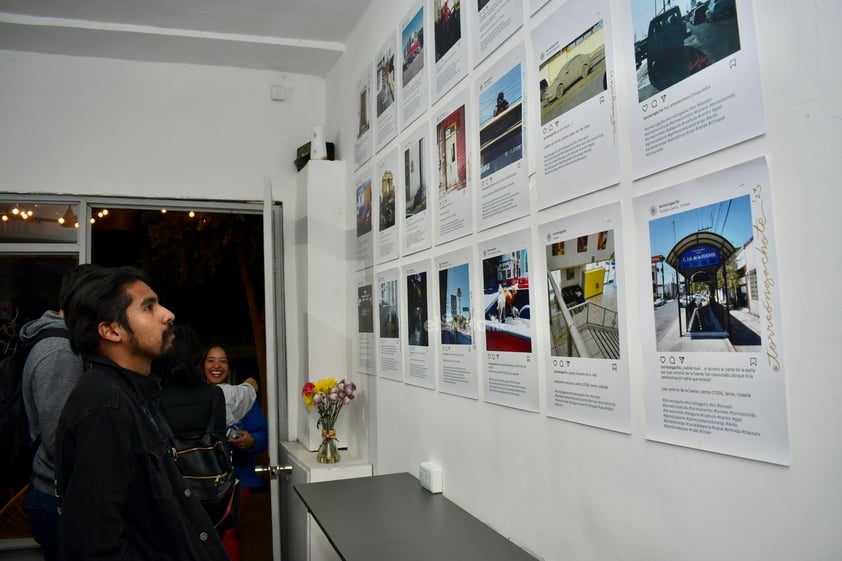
[254,464,294,480]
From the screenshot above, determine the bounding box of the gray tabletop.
[294,472,537,561]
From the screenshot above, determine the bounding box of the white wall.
[0,49,326,444]
[326,1,842,560]
[0,51,324,200]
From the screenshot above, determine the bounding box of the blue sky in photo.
[443,263,470,315]
[402,6,424,45]
[478,63,522,126]
[649,194,753,273]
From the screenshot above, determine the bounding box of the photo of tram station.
[649,194,762,353]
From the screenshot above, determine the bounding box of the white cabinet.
[280,441,372,561]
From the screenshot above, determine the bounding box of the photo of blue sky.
[442,263,470,317]
[649,194,753,275]
[402,6,424,45]
[478,63,522,127]
[440,261,472,345]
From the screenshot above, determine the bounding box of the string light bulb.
[59,206,78,228]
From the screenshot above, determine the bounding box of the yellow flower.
[314,377,337,395]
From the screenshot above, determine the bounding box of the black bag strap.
[25,327,69,349]
[23,327,69,448]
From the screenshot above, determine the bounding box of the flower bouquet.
[301,377,357,463]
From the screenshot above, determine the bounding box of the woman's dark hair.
[157,324,204,386]
[63,266,152,355]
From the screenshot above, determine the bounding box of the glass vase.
[316,428,340,464]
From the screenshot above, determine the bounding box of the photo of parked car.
[646,6,686,90]
[552,53,591,99]
[706,0,736,22]
[691,3,708,24]
[634,0,742,101]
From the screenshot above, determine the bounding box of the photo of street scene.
[406,271,429,346]
[539,19,606,125]
[482,249,531,353]
[439,262,472,345]
[649,193,761,352]
[358,284,374,333]
[404,134,427,217]
[356,178,372,237]
[379,167,396,231]
[376,46,396,117]
[434,0,461,62]
[379,278,399,338]
[402,7,425,86]
[479,63,523,179]
[633,0,740,102]
[546,230,619,359]
[436,105,467,195]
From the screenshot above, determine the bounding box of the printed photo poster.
[532,0,619,210]
[475,44,529,230]
[435,91,473,244]
[403,259,435,389]
[356,268,376,377]
[355,68,373,168]
[377,267,404,382]
[375,32,399,153]
[400,2,429,130]
[625,0,765,179]
[540,203,631,433]
[479,229,538,411]
[432,0,468,102]
[470,0,523,66]
[401,122,433,256]
[354,170,374,271]
[529,0,551,16]
[436,246,479,399]
[375,148,400,264]
[633,157,789,465]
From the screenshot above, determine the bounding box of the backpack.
[0,327,69,500]
[167,419,242,531]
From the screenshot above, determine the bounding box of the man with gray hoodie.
[19,264,99,561]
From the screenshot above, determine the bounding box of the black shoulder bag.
[168,418,242,532]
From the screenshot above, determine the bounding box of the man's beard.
[160,324,176,355]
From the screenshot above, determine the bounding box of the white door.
[260,180,290,561]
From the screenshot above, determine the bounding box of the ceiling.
[0,0,374,77]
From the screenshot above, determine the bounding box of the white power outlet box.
[419,461,443,493]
